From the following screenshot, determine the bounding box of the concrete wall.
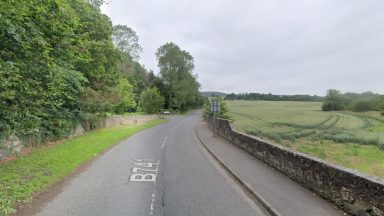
[0,114,159,161]
[207,117,384,216]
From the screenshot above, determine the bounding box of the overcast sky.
[101,0,384,95]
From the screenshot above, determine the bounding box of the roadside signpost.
[211,98,220,137]
[211,99,220,113]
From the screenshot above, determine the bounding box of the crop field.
[227,100,384,178]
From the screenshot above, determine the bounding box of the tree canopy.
[140,87,164,114]
[156,42,203,111]
[112,24,142,60]
[0,1,204,146]
[322,89,384,112]
[0,0,129,142]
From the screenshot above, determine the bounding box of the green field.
[227,100,384,178]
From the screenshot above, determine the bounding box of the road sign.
[211,99,220,113]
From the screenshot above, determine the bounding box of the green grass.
[0,119,166,216]
[227,100,384,179]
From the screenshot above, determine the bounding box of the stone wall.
[207,117,384,216]
[104,114,158,128]
[0,114,159,161]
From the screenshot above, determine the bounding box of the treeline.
[0,0,203,144]
[322,89,384,113]
[225,93,323,101]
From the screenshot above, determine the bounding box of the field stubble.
[227,100,384,178]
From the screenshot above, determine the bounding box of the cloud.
[102,0,384,95]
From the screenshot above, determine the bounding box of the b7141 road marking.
[130,159,159,182]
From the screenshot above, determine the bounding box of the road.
[33,112,269,216]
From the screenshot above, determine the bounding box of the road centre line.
[161,136,168,149]
[149,192,156,215]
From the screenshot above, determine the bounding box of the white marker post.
[211,98,220,137]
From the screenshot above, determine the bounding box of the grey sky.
[101,0,384,95]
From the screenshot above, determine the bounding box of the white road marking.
[161,136,168,149]
[134,159,158,162]
[169,129,174,133]
[130,173,157,182]
[149,192,156,215]
[130,159,160,182]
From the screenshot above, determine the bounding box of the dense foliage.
[140,87,164,114]
[0,1,203,146]
[156,42,204,111]
[225,93,323,102]
[0,0,101,142]
[112,25,142,61]
[322,89,384,112]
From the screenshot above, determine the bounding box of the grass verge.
[0,119,166,216]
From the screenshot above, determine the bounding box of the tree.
[0,0,90,140]
[350,100,374,112]
[156,42,202,111]
[112,25,142,60]
[0,0,123,143]
[111,79,136,114]
[140,87,164,114]
[88,0,107,8]
[69,0,121,92]
[322,89,351,111]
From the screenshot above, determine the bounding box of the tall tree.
[322,89,351,111]
[69,0,121,92]
[156,42,202,111]
[87,0,107,8]
[112,25,142,60]
[0,0,123,142]
[0,0,89,139]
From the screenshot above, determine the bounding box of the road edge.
[11,120,166,216]
[194,126,281,216]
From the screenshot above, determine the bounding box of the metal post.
[213,111,216,137]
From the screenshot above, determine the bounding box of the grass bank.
[227,100,384,179]
[0,119,166,216]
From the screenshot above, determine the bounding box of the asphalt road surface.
[34,112,269,216]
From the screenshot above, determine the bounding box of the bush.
[140,87,164,114]
[350,100,374,112]
[322,89,351,111]
[379,142,384,150]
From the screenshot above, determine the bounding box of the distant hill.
[200,91,227,97]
